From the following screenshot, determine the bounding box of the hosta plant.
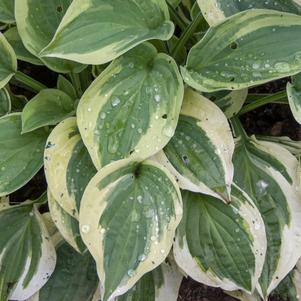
[2,0,301,300]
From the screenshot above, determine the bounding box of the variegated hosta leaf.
[271,260,301,301]
[0,0,15,23]
[28,241,98,301]
[0,113,48,197]
[155,88,234,202]
[79,159,182,301]
[77,43,183,169]
[226,290,261,301]
[0,201,56,301]
[256,135,301,157]
[40,0,174,65]
[233,125,301,298]
[203,89,248,118]
[197,0,301,26]
[57,75,77,100]
[48,190,86,253]
[174,186,267,294]
[44,117,97,218]
[287,73,301,124]
[182,9,301,92]
[4,27,42,66]
[22,89,75,133]
[0,87,11,116]
[115,262,183,301]
[15,0,83,73]
[0,32,17,89]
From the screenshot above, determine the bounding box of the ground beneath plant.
[10,65,299,301]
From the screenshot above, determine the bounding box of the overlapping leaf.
[15,0,83,73]
[28,241,98,301]
[40,0,174,65]
[0,87,10,117]
[0,32,17,89]
[155,88,234,202]
[79,159,182,301]
[203,89,248,118]
[4,27,42,65]
[232,122,301,298]
[0,201,56,301]
[48,191,86,253]
[174,186,266,294]
[0,0,15,23]
[0,114,48,197]
[197,0,301,26]
[182,9,301,92]
[77,43,183,169]
[22,89,75,133]
[44,117,97,218]
[116,262,183,301]
[287,72,301,124]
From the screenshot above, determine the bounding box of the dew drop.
[127,269,134,277]
[111,97,121,107]
[81,225,90,233]
[100,112,106,119]
[274,62,290,72]
[162,125,175,138]
[154,95,161,103]
[138,254,146,262]
[137,195,143,203]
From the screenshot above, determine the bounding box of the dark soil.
[10,64,298,301]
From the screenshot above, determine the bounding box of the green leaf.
[0,32,17,89]
[44,117,97,218]
[34,241,98,301]
[156,88,234,202]
[40,0,174,64]
[174,185,266,294]
[0,0,15,23]
[48,191,86,253]
[203,89,248,118]
[287,73,301,124]
[79,159,182,301]
[4,27,43,66]
[22,89,75,133]
[77,43,183,169]
[15,0,84,73]
[57,75,77,100]
[197,0,301,26]
[232,124,301,298]
[0,113,48,197]
[116,262,182,301]
[0,202,56,301]
[182,9,301,92]
[167,0,181,9]
[0,87,11,116]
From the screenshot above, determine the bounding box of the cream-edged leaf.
[182,9,301,92]
[79,159,182,301]
[0,113,48,197]
[4,27,42,65]
[232,122,301,298]
[197,0,301,26]
[44,117,97,218]
[47,191,86,253]
[22,89,75,133]
[155,89,234,202]
[203,89,248,118]
[0,202,56,301]
[15,0,84,73]
[174,185,266,294]
[0,87,11,117]
[77,43,183,169]
[287,73,301,124]
[0,32,17,89]
[40,0,174,65]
